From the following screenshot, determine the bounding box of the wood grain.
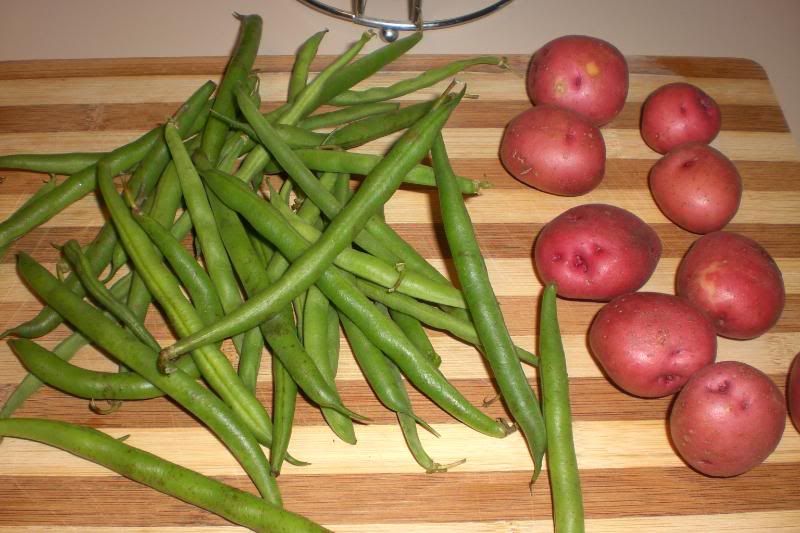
[0,53,799,532]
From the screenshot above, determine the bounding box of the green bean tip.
[425,457,466,474]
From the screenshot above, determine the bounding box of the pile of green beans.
[0,12,583,532]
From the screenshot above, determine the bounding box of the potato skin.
[789,352,800,432]
[534,204,662,301]
[589,292,717,398]
[649,143,742,234]
[640,82,721,154]
[676,232,785,339]
[669,361,786,477]
[527,35,629,126]
[499,105,606,196]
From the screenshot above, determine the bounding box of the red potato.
[527,35,629,126]
[640,82,722,154]
[534,204,662,301]
[499,105,606,196]
[649,143,742,234]
[589,292,717,398]
[789,352,800,432]
[669,361,786,477]
[677,232,785,339]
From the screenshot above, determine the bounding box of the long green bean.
[540,284,584,532]
[432,133,546,480]
[15,252,279,504]
[0,418,324,531]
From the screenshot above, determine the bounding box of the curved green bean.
[200,13,262,164]
[0,418,325,532]
[297,102,399,130]
[15,252,279,504]
[288,29,328,102]
[389,308,441,368]
[330,55,505,105]
[61,239,160,352]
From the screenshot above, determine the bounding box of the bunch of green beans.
[0,12,582,532]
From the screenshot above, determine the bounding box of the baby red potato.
[640,82,721,154]
[589,292,717,398]
[669,361,786,477]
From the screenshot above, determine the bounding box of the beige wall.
[1,0,798,141]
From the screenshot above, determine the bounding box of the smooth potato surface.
[527,35,629,126]
[589,292,716,398]
[534,204,662,301]
[499,105,606,196]
[676,232,785,339]
[649,143,742,234]
[669,361,786,477]
[640,82,721,154]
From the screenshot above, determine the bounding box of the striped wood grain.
[1,53,799,531]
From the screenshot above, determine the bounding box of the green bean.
[196,155,363,422]
[304,285,356,444]
[270,355,298,475]
[330,55,505,105]
[354,278,538,367]
[10,339,171,401]
[0,418,325,532]
[0,273,132,434]
[315,32,423,106]
[15,252,279,504]
[61,239,160,352]
[390,308,441,367]
[279,31,374,126]
[0,128,160,251]
[0,175,58,261]
[540,284,584,532]
[326,306,341,382]
[166,123,245,331]
[262,148,487,195]
[325,100,434,149]
[0,82,215,340]
[200,13,262,164]
[0,152,103,175]
[269,192,465,307]
[161,87,459,359]
[185,169,508,438]
[297,102,399,130]
[432,133,546,481]
[339,315,435,435]
[96,161,275,450]
[289,29,328,102]
[134,212,224,326]
[207,112,327,148]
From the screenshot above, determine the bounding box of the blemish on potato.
[585,61,600,77]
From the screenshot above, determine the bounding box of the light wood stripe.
[2,326,797,384]
[2,420,797,478]
[3,510,800,533]
[0,72,780,107]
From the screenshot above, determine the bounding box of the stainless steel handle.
[298,0,515,41]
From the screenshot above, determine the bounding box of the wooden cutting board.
[0,53,799,532]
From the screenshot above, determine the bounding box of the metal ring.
[297,0,515,33]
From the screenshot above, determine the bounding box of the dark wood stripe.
[0,100,789,134]
[1,464,797,525]
[0,54,768,80]
[390,222,800,260]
